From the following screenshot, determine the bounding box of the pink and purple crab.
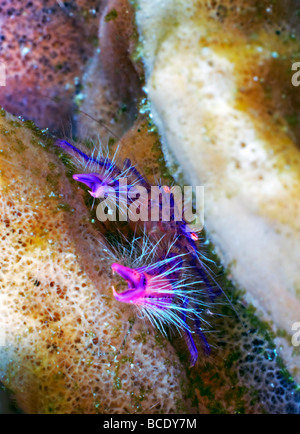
[55,139,224,365]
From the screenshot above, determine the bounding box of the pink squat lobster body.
[55,139,217,365]
[112,263,174,308]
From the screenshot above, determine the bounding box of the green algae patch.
[23,119,55,150]
[0,107,6,118]
[105,9,118,23]
[134,330,148,345]
[12,138,27,154]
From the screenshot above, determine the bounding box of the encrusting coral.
[0,0,102,131]
[135,0,300,381]
[0,0,142,136]
[0,110,188,414]
[1,108,300,414]
[73,115,300,415]
[1,0,300,414]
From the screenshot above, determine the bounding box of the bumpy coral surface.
[0,111,188,414]
[1,0,300,414]
[0,0,142,136]
[188,298,300,414]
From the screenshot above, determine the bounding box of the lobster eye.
[190,232,199,241]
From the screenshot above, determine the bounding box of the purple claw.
[111,263,174,309]
[73,173,110,198]
[112,263,145,295]
[56,140,105,167]
[55,140,122,174]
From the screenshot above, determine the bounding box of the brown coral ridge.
[0,0,102,131]
[100,0,142,103]
[0,111,188,414]
[0,0,143,138]
[77,0,143,141]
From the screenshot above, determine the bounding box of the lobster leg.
[195,307,211,357]
[182,297,198,367]
[56,140,121,174]
[123,158,151,190]
[189,250,223,301]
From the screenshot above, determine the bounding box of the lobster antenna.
[32,92,121,140]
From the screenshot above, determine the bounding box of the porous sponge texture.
[0,112,187,414]
[0,0,101,131]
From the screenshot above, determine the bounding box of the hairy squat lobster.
[56,139,227,366]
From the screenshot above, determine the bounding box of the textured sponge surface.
[0,112,186,414]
